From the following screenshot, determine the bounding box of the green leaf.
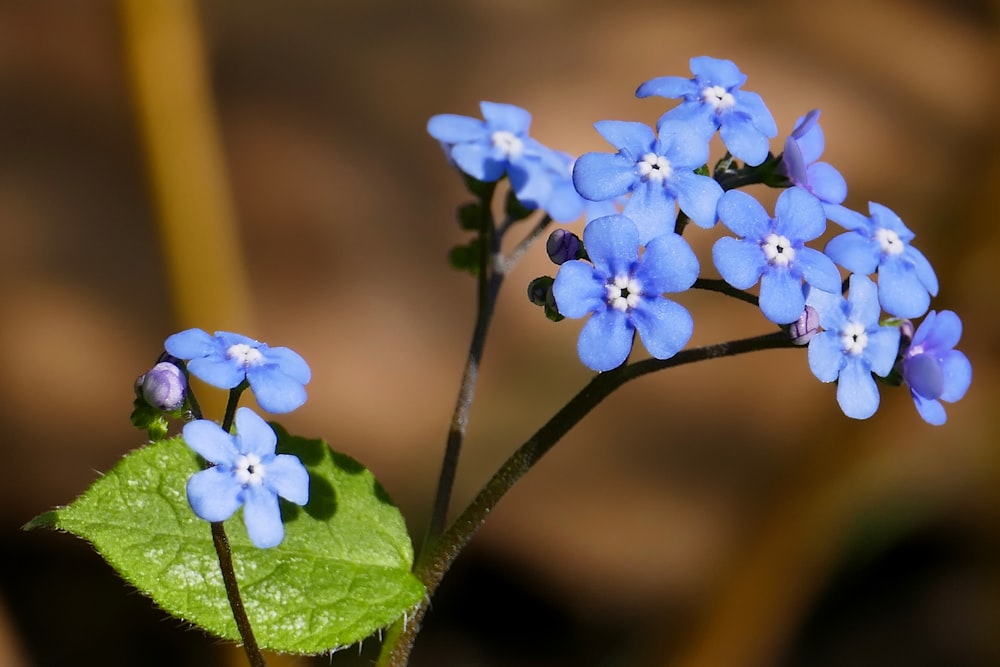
[24,425,424,655]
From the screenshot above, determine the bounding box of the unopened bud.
[788,305,820,345]
[545,229,582,265]
[136,361,187,412]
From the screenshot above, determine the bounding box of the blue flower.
[825,202,939,318]
[534,148,620,223]
[164,329,311,414]
[184,407,309,548]
[636,56,778,166]
[901,310,972,425]
[713,188,841,324]
[805,274,901,419]
[779,110,847,211]
[427,101,553,211]
[552,214,698,371]
[572,119,722,244]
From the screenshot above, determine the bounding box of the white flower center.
[875,228,904,255]
[840,321,869,356]
[701,85,735,112]
[605,274,642,312]
[762,233,795,266]
[234,453,265,486]
[226,343,264,367]
[636,153,672,182]
[491,130,523,158]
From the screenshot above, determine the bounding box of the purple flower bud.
[545,229,581,265]
[898,318,915,346]
[137,361,187,412]
[788,305,820,345]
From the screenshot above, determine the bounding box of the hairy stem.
[379,331,798,666]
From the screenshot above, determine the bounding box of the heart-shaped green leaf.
[25,425,424,654]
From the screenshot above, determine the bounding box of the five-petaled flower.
[552,214,698,371]
[779,110,847,213]
[636,56,778,166]
[427,101,560,214]
[901,310,972,425]
[184,407,309,548]
[165,329,311,414]
[805,274,901,419]
[713,188,841,324]
[824,202,938,319]
[572,119,722,244]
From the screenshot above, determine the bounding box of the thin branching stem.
[693,278,760,307]
[378,331,798,666]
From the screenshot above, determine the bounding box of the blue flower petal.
[187,467,244,523]
[805,285,848,331]
[826,205,870,232]
[807,331,846,382]
[825,232,880,274]
[635,75,698,100]
[919,310,960,353]
[267,455,311,506]
[940,350,972,403]
[427,114,485,143]
[866,326,902,377]
[583,215,640,275]
[552,260,605,318]
[837,358,880,419]
[796,247,842,294]
[912,392,947,425]
[621,185,677,245]
[265,346,312,384]
[719,113,770,166]
[806,162,847,204]
[712,237,765,289]
[631,299,693,360]
[734,90,778,137]
[577,309,633,371]
[760,268,805,324]
[164,328,217,359]
[672,171,722,229]
[480,101,531,134]
[242,484,284,549]
[690,56,746,88]
[717,190,770,239]
[847,274,881,325]
[593,120,655,158]
[637,232,699,293]
[183,420,238,465]
[233,407,277,458]
[878,258,931,318]
[450,142,505,182]
[905,354,944,399]
[246,365,309,414]
[905,245,939,296]
[572,151,638,202]
[775,187,825,241]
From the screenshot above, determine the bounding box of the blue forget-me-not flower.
[552,214,698,371]
[901,310,972,425]
[713,188,841,324]
[636,56,778,166]
[184,407,309,548]
[824,202,938,319]
[806,274,901,419]
[427,101,558,213]
[165,329,311,414]
[780,110,847,213]
[572,120,722,244]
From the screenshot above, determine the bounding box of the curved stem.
[501,214,552,273]
[693,278,759,307]
[211,522,267,667]
[379,331,798,666]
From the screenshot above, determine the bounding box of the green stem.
[378,331,798,666]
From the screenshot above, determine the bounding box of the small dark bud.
[545,229,582,265]
[527,276,554,308]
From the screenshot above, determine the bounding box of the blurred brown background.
[2,1,999,665]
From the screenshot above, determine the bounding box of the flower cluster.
[135,329,313,548]
[429,56,971,424]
